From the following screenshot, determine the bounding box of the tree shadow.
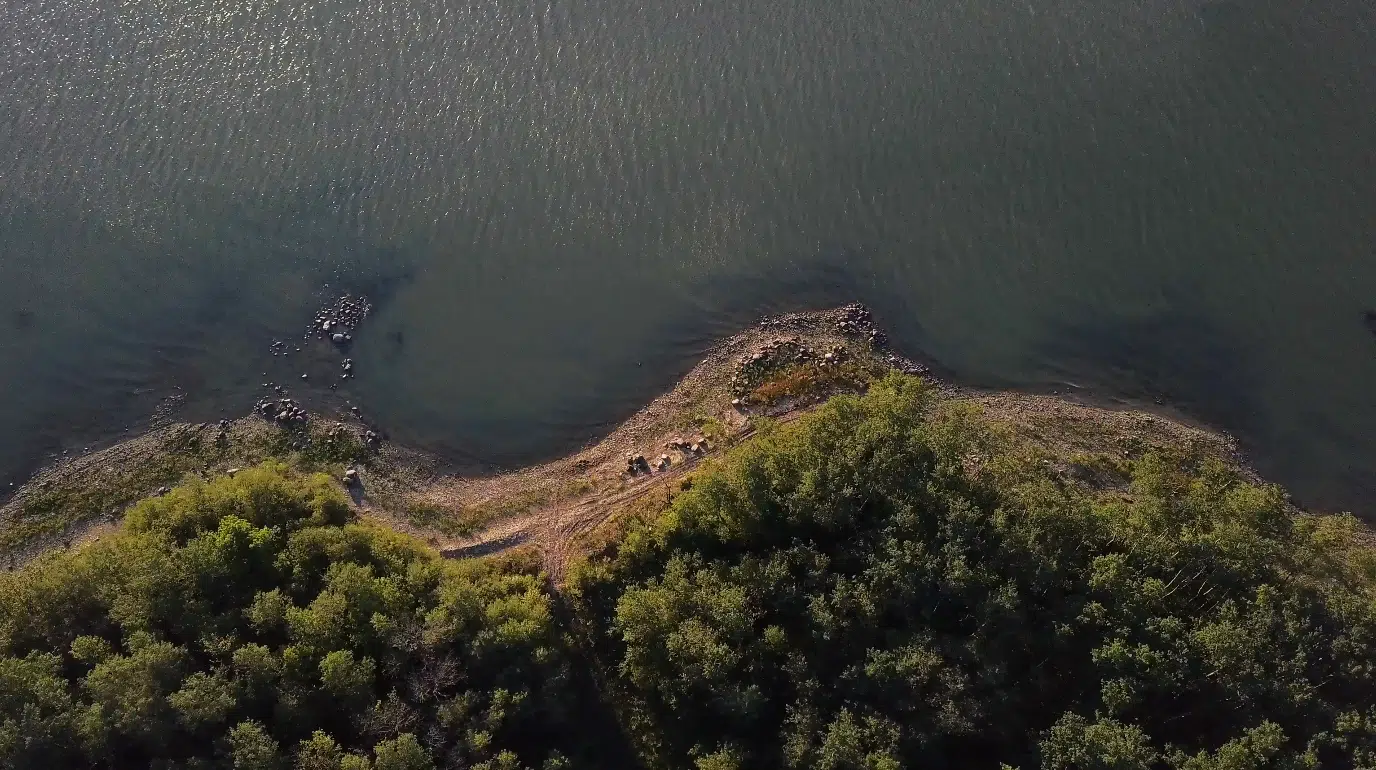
[441,533,530,559]
[1028,308,1263,444]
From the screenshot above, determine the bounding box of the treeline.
[4,376,1376,769]
[0,464,593,770]
[569,376,1376,769]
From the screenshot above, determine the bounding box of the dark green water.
[1,0,1374,511]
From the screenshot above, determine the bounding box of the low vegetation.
[4,376,1376,769]
[745,360,883,407]
[0,421,368,553]
[403,487,557,541]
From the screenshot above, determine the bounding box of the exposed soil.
[349,307,1264,584]
[355,307,888,580]
[0,306,1290,580]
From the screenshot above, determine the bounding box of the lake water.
[1,0,1374,512]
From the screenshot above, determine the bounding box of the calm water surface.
[1,0,1374,511]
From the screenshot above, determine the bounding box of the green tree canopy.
[6,377,1376,770]
[0,464,584,769]
[570,375,1376,769]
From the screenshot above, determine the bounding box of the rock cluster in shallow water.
[309,294,372,342]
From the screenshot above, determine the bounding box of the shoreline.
[0,305,1287,572]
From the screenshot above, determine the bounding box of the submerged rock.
[310,294,374,340]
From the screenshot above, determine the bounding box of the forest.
[4,376,1376,769]
[0,464,591,770]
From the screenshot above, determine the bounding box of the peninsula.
[0,307,1372,770]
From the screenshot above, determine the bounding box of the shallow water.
[1,0,1374,511]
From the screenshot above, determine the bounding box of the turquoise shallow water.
[1,0,1374,511]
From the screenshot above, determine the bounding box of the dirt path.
[417,386,1244,584]
[361,306,1266,583]
[440,443,710,581]
[363,307,900,581]
[5,305,1278,577]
